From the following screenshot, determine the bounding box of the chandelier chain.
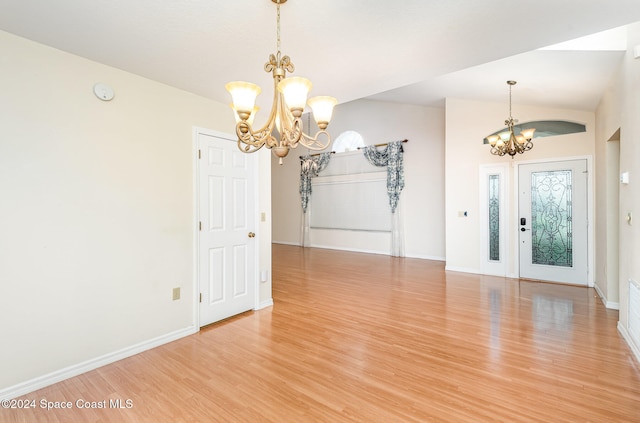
[509,83,512,120]
[276,0,281,53]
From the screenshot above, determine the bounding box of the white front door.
[197,130,257,326]
[518,159,588,285]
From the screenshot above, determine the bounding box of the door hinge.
[199,293,202,303]
[199,221,202,231]
[198,149,201,159]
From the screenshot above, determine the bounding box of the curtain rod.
[299,151,336,160]
[357,139,408,150]
[298,139,408,160]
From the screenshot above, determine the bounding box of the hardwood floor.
[4,244,640,422]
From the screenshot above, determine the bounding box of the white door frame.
[512,155,594,287]
[192,127,261,329]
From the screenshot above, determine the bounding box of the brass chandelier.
[487,80,535,158]
[225,0,337,165]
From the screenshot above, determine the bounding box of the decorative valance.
[363,140,405,213]
[299,152,332,213]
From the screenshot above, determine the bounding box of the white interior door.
[198,130,257,326]
[518,159,588,285]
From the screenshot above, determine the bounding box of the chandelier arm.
[264,77,287,149]
[265,85,302,152]
[298,129,332,151]
[236,122,277,151]
[234,70,285,152]
[490,146,502,156]
[276,117,332,151]
[280,116,302,147]
[237,137,263,154]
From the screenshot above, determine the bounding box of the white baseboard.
[594,283,606,304]
[310,244,389,256]
[594,284,620,310]
[272,240,301,246]
[0,325,198,401]
[257,298,274,309]
[618,322,640,365]
[404,253,446,262]
[444,265,480,275]
[607,302,621,310]
[273,242,446,262]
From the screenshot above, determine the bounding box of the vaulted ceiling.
[1,0,639,112]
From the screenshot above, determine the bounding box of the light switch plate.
[621,172,630,184]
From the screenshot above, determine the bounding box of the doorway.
[195,128,258,326]
[518,159,589,285]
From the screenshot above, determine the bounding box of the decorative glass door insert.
[488,174,500,262]
[530,170,573,267]
[519,160,588,285]
[480,164,507,277]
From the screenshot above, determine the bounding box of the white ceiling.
[1,0,639,113]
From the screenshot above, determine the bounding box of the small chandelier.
[225,0,337,165]
[487,80,535,158]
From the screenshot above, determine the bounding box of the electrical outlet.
[172,287,180,301]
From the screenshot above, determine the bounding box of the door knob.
[248,232,256,238]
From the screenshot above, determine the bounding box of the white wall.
[596,23,640,350]
[595,78,621,308]
[594,55,624,308]
[272,99,446,260]
[0,30,272,394]
[257,149,273,307]
[445,98,596,275]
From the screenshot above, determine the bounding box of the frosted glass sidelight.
[530,170,573,267]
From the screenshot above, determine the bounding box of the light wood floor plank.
[3,244,639,422]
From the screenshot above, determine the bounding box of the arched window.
[332,130,364,153]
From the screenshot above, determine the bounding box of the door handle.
[248,232,256,238]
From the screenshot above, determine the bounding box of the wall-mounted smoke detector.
[93,82,115,101]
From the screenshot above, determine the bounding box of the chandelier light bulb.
[225,81,261,118]
[230,105,259,125]
[308,96,337,129]
[521,128,536,140]
[278,77,312,117]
